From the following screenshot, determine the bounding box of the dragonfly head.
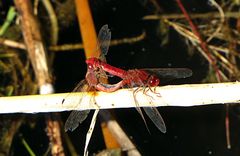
[86,58,99,69]
[148,75,160,87]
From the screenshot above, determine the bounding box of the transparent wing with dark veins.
[143,107,166,133]
[64,79,91,132]
[97,24,111,59]
[64,110,90,132]
[143,68,192,79]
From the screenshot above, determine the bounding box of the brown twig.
[0,30,146,52]
[46,115,65,156]
[14,0,63,155]
[14,0,51,86]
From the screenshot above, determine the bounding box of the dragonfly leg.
[153,86,161,97]
[145,85,161,98]
[98,67,108,79]
[90,91,100,109]
[147,85,161,97]
[143,87,154,100]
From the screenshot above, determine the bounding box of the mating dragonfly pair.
[64,25,192,133]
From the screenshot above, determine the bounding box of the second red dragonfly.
[86,57,192,133]
[64,25,111,132]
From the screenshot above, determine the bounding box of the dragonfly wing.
[143,68,192,80]
[143,107,166,133]
[64,79,91,132]
[64,110,90,132]
[71,79,89,92]
[97,24,111,58]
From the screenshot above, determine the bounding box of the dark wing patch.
[97,24,111,58]
[143,68,192,79]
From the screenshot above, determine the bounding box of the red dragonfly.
[64,25,111,132]
[65,24,192,133]
[86,58,192,133]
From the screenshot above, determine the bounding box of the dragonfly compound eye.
[148,75,160,87]
[88,64,94,69]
